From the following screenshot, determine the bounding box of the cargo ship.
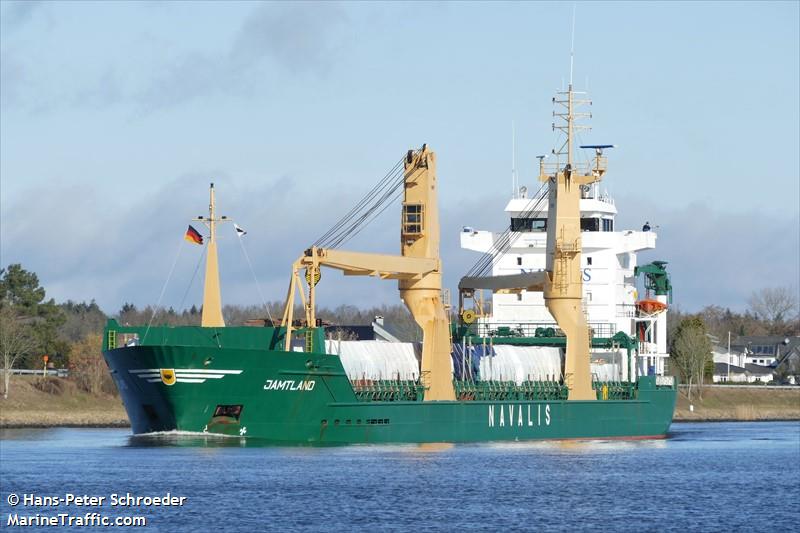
[103,81,677,444]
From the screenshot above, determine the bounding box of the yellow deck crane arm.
[280,146,455,401]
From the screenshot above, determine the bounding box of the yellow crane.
[281,146,456,401]
[458,85,610,401]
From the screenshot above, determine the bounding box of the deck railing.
[469,321,617,339]
[655,375,676,389]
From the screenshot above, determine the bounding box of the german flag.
[184,225,203,245]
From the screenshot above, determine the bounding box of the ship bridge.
[460,187,668,376]
[505,186,618,234]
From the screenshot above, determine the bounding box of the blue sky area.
[1,1,798,314]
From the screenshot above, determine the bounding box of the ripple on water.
[1,422,798,532]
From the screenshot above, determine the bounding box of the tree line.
[667,287,800,398]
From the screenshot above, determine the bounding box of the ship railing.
[539,160,602,178]
[453,379,568,401]
[470,321,616,339]
[587,323,617,338]
[596,193,615,205]
[616,304,638,318]
[592,379,635,400]
[655,375,676,389]
[351,379,425,402]
[639,341,659,355]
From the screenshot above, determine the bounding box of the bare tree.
[325,328,360,341]
[0,307,37,399]
[670,317,712,401]
[748,286,799,330]
[68,333,110,395]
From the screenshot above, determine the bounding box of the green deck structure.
[103,320,676,444]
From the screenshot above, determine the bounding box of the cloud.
[67,68,124,110]
[230,2,347,74]
[2,172,796,316]
[0,171,373,313]
[615,196,799,312]
[0,2,49,109]
[1,1,45,31]
[0,49,25,108]
[1,2,349,114]
[136,2,348,111]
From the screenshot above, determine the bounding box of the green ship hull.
[103,322,677,444]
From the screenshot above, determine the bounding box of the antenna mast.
[512,120,517,198]
[569,4,576,87]
[538,8,609,401]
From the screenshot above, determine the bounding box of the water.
[1,422,798,532]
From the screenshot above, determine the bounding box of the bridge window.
[511,218,546,232]
[581,218,599,232]
[602,219,614,232]
[402,204,423,235]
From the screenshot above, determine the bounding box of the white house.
[712,362,775,384]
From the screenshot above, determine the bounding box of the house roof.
[711,344,731,355]
[327,321,407,343]
[714,362,745,374]
[372,320,403,342]
[329,325,375,341]
[712,362,774,375]
[732,335,800,352]
[744,363,775,375]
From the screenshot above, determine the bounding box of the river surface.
[1,422,798,532]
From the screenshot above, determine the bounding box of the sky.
[1,1,798,315]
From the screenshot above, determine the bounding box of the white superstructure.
[460,182,670,377]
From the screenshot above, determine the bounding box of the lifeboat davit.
[637,299,668,314]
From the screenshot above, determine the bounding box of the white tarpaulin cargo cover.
[325,340,419,381]
[479,346,563,384]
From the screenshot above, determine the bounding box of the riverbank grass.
[674,386,800,421]
[0,375,127,427]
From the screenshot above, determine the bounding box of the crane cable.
[466,182,549,278]
[313,155,407,249]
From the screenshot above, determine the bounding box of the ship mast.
[196,183,228,327]
[540,82,604,401]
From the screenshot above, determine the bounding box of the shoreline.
[1,421,131,429]
[672,416,800,423]
[3,376,798,430]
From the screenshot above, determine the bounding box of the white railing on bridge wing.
[656,376,675,387]
[639,341,658,354]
